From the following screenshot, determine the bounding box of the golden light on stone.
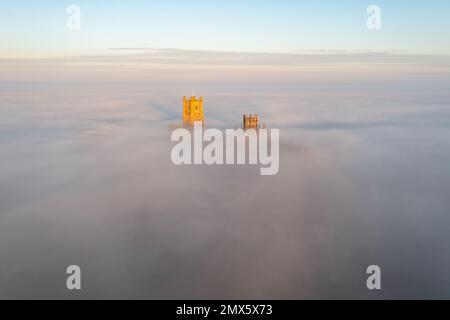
[183,96,204,126]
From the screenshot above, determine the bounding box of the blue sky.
[1,0,449,58]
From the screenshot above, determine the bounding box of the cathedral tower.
[183,96,204,126]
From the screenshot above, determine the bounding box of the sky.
[1,0,450,58]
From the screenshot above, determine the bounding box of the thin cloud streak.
[1,48,450,68]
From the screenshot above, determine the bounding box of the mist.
[1,63,450,299]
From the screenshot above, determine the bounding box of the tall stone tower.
[183,96,204,126]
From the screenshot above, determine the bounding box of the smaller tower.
[243,114,260,131]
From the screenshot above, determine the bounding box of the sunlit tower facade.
[183,96,204,126]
